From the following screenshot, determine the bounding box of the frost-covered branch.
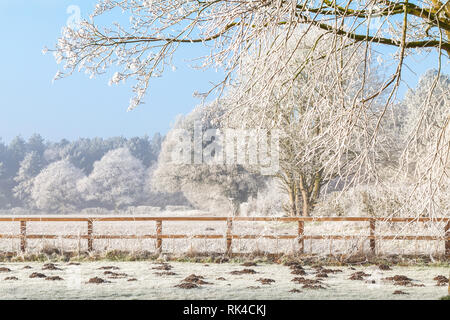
[50,0,449,110]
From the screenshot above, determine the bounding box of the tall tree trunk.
[295,182,302,216]
[310,169,323,207]
[298,175,310,217]
[230,199,240,216]
[287,184,297,217]
[300,190,310,217]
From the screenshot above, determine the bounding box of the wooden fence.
[0,216,449,256]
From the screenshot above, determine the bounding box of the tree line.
[1,69,447,216]
[0,134,189,212]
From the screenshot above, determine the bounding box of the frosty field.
[0,261,448,300]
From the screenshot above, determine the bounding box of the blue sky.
[0,0,222,143]
[0,1,447,143]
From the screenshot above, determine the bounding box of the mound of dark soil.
[216,277,226,281]
[98,266,120,270]
[0,267,11,272]
[247,286,260,289]
[29,272,46,278]
[393,290,408,295]
[184,274,204,280]
[104,271,128,278]
[183,274,212,285]
[127,278,138,282]
[152,264,173,271]
[316,273,328,278]
[318,268,342,274]
[287,263,303,270]
[302,284,325,289]
[257,278,275,285]
[291,269,307,275]
[4,276,18,281]
[230,269,257,275]
[349,271,371,280]
[175,282,199,289]
[378,264,391,271]
[433,275,448,282]
[42,263,62,271]
[23,266,32,269]
[434,275,448,286]
[291,277,322,285]
[154,272,177,276]
[289,289,302,293]
[384,275,424,287]
[385,275,411,282]
[67,262,81,266]
[45,276,63,281]
[87,277,110,284]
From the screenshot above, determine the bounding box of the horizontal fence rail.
[0,216,448,255]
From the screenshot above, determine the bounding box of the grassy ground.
[0,260,448,300]
[0,249,448,268]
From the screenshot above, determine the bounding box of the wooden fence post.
[369,219,376,255]
[87,220,93,252]
[156,220,162,255]
[445,221,449,257]
[226,218,233,256]
[20,221,27,253]
[298,221,304,254]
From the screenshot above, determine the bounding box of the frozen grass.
[0,261,447,300]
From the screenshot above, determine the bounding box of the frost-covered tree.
[0,162,8,208]
[77,148,146,209]
[6,136,27,178]
[43,139,70,164]
[0,142,10,209]
[49,0,450,216]
[151,132,162,155]
[58,137,127,174]
[313,71,449,218]
[27,134,46,155]
[126,135,159,167]
[0,135,165,211]
[220,29,389,216]
[398,70,449,215]
[43,136,160,174]
[31,160,85,212]
[13,151,47,207]
[152,105,264,215]
[401,70,449,152]
[143,164,191,208]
